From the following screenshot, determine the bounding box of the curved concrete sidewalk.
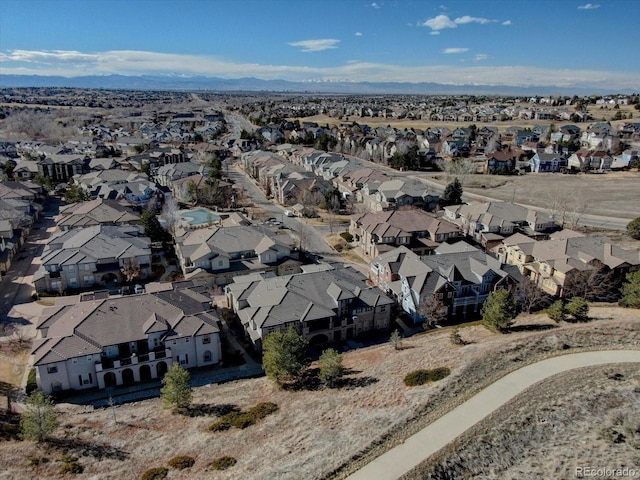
[346,350,640,480]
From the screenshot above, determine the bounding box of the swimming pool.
[180,208,221,226]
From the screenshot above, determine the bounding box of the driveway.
[346,349,640,480]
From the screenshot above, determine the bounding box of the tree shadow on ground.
[45,436,129,461]
[185,403,239,418]
[285,368,378,391]
[509,323,558,333]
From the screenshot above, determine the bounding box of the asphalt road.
[345,349,640,480]
[0,199,62,320]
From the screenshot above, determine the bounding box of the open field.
[0,306,638,480]
[420,170,640,221]
[295,104,636,133]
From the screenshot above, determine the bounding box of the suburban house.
[528,152,568,173]
[38,154,90,183]
[369,242,514,322]
[495,231,640,298]
[55,198,141,231]
[443,201,556,249]
[174,224,301,285]
[360,178,439,212]
[73,169,157,206]
[32,284,221,394]
[485,150,518,174]
[350,209,461,258]
[567,150,613,172]
[33,224,152,294]
[225,265,394,349]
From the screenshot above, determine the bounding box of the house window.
[202,335,211,344]
[179,354,189,365]
[86,356,92,362]
[380,305,386,312]
[78,373,93,385]
[47,365,58,374]
[185,337,189,343]
[71,358,78,364]
[218,260,224,267]
[203,351,212,362]
[438,293,444,299]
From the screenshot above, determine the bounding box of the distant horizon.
[1,73,637,97]
[1,0,639,92]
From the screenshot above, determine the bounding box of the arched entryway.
[139,364,152,382]
[309,334,329,346]
[121,368,135,386]
[156,361,168,377]
[104,372,117,387]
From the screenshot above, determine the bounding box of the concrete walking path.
[346,350,640,480]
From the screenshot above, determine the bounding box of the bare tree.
[120,258,141,284]
[545,188,588,229]
[442,158,477,186]
[161,198,181,237]
[418,296,449,326]
[516,278,549,313]
[563,263,621,302]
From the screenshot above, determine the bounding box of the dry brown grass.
[403,363,640,479]
[0,308,638,480]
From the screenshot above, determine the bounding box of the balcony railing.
[96,348,172,372]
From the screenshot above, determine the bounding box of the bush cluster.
[141,467,168,480]
[340,231,354,243]
[404,367,451,386]
[206,456,237,471]
[209,402,278,432]
[59,455,83,475]
[167,455,195,470]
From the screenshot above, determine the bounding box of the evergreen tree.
[161,363,192,413]
[140,209,167,242]
[547,300,567,322]
[262,326,310,387]
[620,271,640,308]
[318,348,344,386]
[481,289,518,333]
[566,297,589,321]
[627,217,640,240]
[439,177,463,208]
[20,391,59,442]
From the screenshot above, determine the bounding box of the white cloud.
[578,3,600,9]
[420,14,457,31]
[420,14,497,31]
[443,48,469,54]
[474,54,489,62]
[1,49,638,89]
[454,15,493,25]
[355,32,363,37]
[288,39,340,52]
[430,31,440,36]
[370,2,382,8]
[502,20,512,25]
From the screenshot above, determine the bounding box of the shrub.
[249,402,279,419]
[207,456,237,471]
[27,455,49,467]
[141,467,168,480]
[209,402,278,431]
[547,300,566,322]
[404,367,451,386]
[167,455,195,470]
[566,296,589,321]
[59,455,83,475]
[389,329,403,350]
[340,231,354,243]
[318,348,344,386]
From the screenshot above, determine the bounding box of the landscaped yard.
[0,306,638,479]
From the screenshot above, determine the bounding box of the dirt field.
[0,306,638,480]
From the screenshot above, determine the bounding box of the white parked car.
[284,210,295,217]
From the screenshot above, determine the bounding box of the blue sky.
[1,0,638,89]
